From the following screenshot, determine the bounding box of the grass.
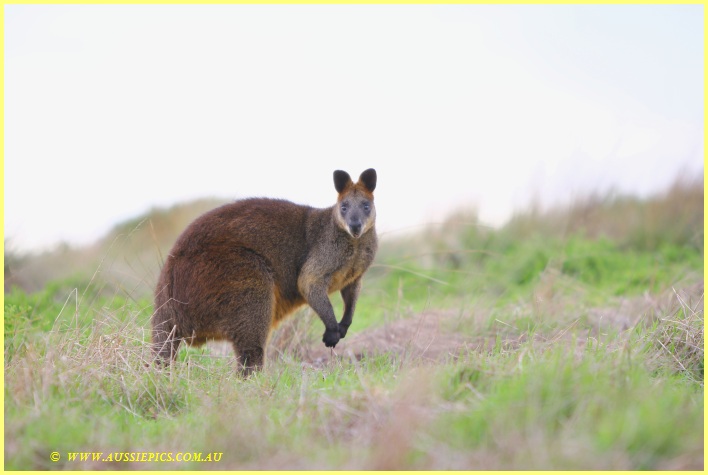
[4,176,704,470]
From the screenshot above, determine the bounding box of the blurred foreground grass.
[4,176,704,469]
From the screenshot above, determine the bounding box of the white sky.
[4,5,704,252]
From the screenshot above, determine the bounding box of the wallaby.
[152,168,378,375]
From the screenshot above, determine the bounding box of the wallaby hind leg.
[210,249,275,377]
[229,293,273,376]
[233,345,266,377]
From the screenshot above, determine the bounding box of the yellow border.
[1,3,705,475]
[0,3,4,472]
[1,0,705,4]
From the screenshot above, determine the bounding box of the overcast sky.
[5,4,704,252]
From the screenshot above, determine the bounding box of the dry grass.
[640,284,704,385]
[5,306,180,421]
[505,173,704,251]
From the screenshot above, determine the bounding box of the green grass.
[436,346,702,470]
[4,179,704,470]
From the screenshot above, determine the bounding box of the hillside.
[4,198,227,294]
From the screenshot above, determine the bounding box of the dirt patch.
[301,310,475,367]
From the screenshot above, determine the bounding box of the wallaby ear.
[333,170,353,193]
[358,168,377,193]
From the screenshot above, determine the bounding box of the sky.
[4,4,704,252]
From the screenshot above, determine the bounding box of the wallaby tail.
[151,259,181,363]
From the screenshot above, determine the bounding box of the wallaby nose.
[349,222,362,237]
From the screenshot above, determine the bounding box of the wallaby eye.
[340,203,349,213]
[362,202,371,212]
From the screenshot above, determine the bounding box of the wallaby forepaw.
[323,328,341,348]
[338,322,350,338]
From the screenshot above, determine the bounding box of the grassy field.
[4,177,704,470]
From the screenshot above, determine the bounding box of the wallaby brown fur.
[152,168,378,375]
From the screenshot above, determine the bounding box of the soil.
[301,310,474,367]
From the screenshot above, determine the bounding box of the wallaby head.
[333,168,377,238]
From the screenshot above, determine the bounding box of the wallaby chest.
[326,234,377,293]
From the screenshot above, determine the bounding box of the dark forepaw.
[338,322,350,339]
[323,328,341,348]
